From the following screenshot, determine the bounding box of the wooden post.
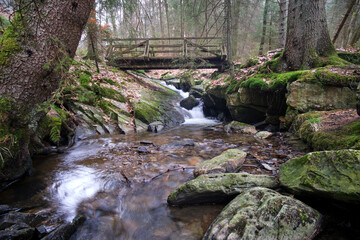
[183,38,188,57]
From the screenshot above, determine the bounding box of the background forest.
[73,0,360,61]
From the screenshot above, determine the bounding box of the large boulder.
[194,149,247,177]
[180,96,200,110]
[167,173,278,206]
[279,149,360,204]
[203,187,322,240]
[224,121,257,134]
[286,81,356,112]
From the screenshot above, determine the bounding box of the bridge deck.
[104,37,227,70]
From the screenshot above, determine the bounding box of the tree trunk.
[180,0,184,38]
[268,9,273,51]
[225,0,234,76]
[0,0,93,181]
[282,0,336,71]
[333,0,357,44]
[278,0,287,49]
[232,0,241,56]
[344,0,360,47]
[164,0,171,39]
[158,0,164,38]
[259,0,269,55]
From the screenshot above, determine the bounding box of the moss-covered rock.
[338,52,360,65]
[194,149,247,177]
[224,121,257,134]
[203,187,322,240]
[167,173,277,206]
[279,149,360,203]
[286,81,356,112]
[179,71,196,92]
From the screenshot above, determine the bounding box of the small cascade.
[158,80,219,125]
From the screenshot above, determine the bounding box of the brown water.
[0,124,299,240]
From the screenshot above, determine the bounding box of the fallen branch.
[146,166,196,183]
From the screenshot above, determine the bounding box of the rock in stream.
[167,173,278,206]
[203,187,322,240]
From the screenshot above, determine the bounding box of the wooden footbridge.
[104,37,227,70]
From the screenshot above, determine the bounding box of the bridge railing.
[104,37,226,60]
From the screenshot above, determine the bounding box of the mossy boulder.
[189,85,204,98]
[203,187,322,240]
[279,149,360,203]
[224,121,257,134]
[167,173,277,206]
[254,131,273,140]
[179,71,196,92]
[338,52,360,65]
[194,149,247,177]
[180,95,200,110]
[286,81,356,112]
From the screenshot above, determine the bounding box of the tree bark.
[278,0,287,49]
[0,0,93,179]
[259,0,269,55]
[225,0,234,76]
[282,0,336,70]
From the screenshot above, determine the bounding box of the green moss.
[269,71,306,90]
[240,57,259,68]
[137,69,145,74]
[0,13,23,66]
[134,101,160,124]
[338,52,360,65]
[78,73,91,88]
[319,54,350,67]
[311,120,360,151]
[226,78,242,94]
[97,87,126,102]
[298,68,359,88]
[240,77,268,90]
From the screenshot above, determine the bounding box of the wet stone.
[140,140,153,145]
[137,146,150,154]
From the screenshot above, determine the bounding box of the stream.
[0,80,304,239]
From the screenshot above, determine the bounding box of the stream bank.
[1,50,360,239]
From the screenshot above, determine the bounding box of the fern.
[49,117,62,145]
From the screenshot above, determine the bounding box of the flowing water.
[0,82,302,239]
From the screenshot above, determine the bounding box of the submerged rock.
[180,96,200,110]
[203,187,322,240]
[41,215,86,240]
[254,131,273,140]
[224,121,257,134]
[147,121,164,133]
[280,149,360,204]
[167,173,277,206]
[194,149,247,177]
[75,125,97,141]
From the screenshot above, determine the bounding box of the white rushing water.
[158,80,219,125]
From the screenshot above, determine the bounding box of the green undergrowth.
[0,97,24,169]
[0,13,24,66]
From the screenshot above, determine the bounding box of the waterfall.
[158,80,219,125]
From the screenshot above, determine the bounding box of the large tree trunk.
[278,0,287,49]
[0,0,93,182]
[282,0,336,71]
